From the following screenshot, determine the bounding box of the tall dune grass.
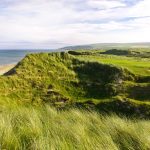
[0,104,150,150]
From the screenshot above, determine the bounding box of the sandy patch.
[0,64,16,75]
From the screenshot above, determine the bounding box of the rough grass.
[0,52,135,103]
[0,104,150,150]
[0,50,149,115]
[0,49,150,149]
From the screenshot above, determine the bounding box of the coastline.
[0,64,16,75]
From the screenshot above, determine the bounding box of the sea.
[0,50,55,65]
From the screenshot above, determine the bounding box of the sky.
[0,0,150,49]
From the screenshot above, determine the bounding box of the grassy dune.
[0,50,149,115]
[0,49,150,149]
[0,52,133,102]
[0,104,150,150]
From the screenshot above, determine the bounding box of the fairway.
[77,55,150,76]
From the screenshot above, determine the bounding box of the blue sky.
[0,0,150,49]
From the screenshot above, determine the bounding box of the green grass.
[0,49,150,149]
[77,55,150,76]
[0,50,149,112]
[0,104,150,150]
[0,52,136,103]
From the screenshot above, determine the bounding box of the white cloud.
[87,0,126,9]
[129,0,150,17]
[0,0,150,49]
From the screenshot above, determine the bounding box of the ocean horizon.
[0,50,55,65]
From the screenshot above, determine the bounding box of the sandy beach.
[0,64,16,75]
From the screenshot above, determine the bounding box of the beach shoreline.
[0,64,16,75]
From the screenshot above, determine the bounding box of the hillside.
[0,49,150,117]
[60,42,150,50]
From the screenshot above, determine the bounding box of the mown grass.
[77,54,150,76]
[0,104,150,150]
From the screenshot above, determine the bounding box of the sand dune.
[0,64,16,75]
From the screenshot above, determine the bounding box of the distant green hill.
[0,49,150,117]
[60,42,150,50]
